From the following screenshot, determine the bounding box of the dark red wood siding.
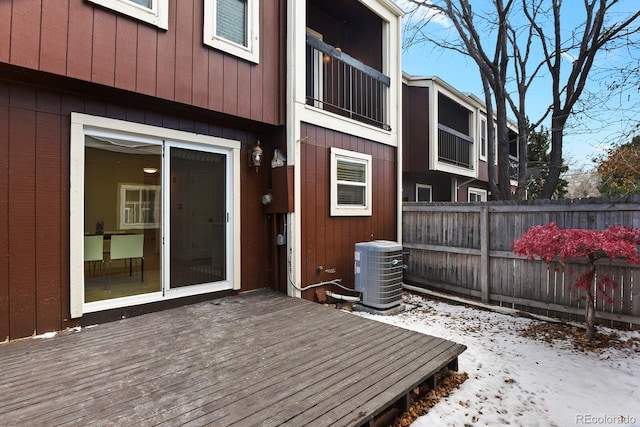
[300,123,397,300]
[402,83,430,174]
[0,0,285,126]
[0,78,277,341]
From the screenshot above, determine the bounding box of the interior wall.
[85,147,160,233]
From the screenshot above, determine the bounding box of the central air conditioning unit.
[354,240,403,309]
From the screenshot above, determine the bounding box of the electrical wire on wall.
[284,215,361,297]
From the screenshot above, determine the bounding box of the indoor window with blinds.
[337,159,366,206]
[330,147,372,216]
[216,0,247,46]
[130,0,151,8]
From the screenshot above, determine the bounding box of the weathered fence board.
[403,196,640,329]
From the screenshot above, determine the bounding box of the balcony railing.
[306,34,390,130]
[437,124,473,168]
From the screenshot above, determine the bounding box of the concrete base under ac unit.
[352,302,410,316]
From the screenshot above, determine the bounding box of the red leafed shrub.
[513,223,640,265]
[513,222,640,340]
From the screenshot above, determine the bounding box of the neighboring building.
[402,75,518,202]
[0,0,403,341]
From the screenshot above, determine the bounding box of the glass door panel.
[169,147,227,288]
[83,136,162,302]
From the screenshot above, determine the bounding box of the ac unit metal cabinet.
[354,240,403,309]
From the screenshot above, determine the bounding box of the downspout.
[285,0,303,298]
[394,13,403,244]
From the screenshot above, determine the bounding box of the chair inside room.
[84,235,105,278]
[109,234,145,282]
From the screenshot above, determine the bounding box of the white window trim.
[479,117,487,161]
[415,184,432,202]
[429,85,477,177]
[87,0,168,30]
[203,0,260,64]
[330,147,372,217]
[468,187,487,202]
[70,113,241,319]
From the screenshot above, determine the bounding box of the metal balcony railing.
[437,124,473,168]
[306,34,390,130]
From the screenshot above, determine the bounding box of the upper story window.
[87,0,168,30]
[204,0,260,64]
[330,148,372,217]
[480,118,487,161]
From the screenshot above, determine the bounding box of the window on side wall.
[203,0,260,64]
[480,118,487,161]
[415,184,432,202]
[468,188,487,202]
[87,0,168,30]
[330,147,372,217]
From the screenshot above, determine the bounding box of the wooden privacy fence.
[402,196,640,329]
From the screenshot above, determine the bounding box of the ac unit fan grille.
[354,242,403,309]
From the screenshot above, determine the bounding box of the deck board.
[0,290,465,426]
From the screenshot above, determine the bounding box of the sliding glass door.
[167,145,229,290]
[77,118,236,313]
[83,134,162,303]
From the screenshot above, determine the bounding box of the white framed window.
[479,117,487,161]
[203,0,260,64]
[330,147,372,217]
[415,184,432,202]
[118,184,160,229]
[87,0,168,30]
[468,188,487,202]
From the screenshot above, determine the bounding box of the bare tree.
[404,0,640,200]
[405,0,516,199]
[524,0,640,199]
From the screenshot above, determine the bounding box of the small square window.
[87,0,168,30]
[468,188,487,202]
[330,148,372,216]
[416,184,432,202]
[204,0,260,64]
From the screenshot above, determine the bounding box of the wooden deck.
[0,290,466,426]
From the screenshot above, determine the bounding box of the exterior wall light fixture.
[249,140,263,172]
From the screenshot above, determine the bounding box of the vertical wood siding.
[0,0,284,126]
[0,80,275,340]
[300,123,398,300]
[402,84,430,174]
[403,199,640,328]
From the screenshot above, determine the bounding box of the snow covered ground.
[354,292,640,427]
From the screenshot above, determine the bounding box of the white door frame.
[70,113,241,318]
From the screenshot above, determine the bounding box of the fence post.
[480,206,490,303]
